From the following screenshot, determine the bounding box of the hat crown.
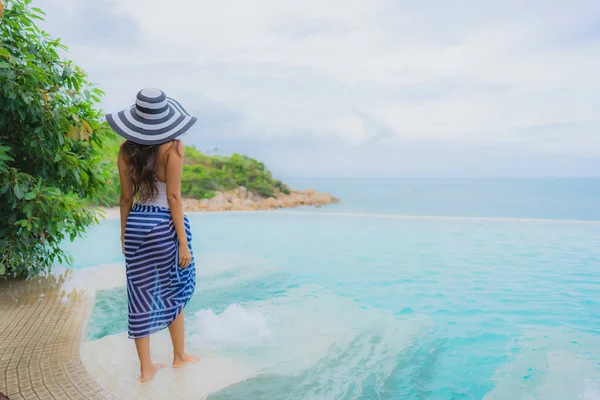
[105,87,197,145]
[135,88,170,119]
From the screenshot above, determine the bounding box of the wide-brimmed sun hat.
[105,88,197,145]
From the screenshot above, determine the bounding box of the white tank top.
[139,180,169,208]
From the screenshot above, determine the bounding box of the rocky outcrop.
[182,187,339,212]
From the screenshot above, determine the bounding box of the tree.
[0,0,114,277]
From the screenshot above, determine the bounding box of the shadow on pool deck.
[0,271,118,400]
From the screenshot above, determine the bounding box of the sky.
[34,0,600,178]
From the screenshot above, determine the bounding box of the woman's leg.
[134,336,165,382]
[168,311,199,368]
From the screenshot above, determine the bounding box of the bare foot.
[140,363,165,383]
[173,354,200,368]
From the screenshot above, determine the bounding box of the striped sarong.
[124,204,196,339]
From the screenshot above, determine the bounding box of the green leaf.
[31,7,47,15]
[61,65,73,80]
[24,192,36,200]
[0,153,14,162]
[0,263,5,276]
[0,61,10,69]
[14,184,25,199]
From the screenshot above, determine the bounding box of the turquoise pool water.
[82,210,600,399]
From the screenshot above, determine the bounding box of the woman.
[106,88,199,382]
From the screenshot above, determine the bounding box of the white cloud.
[37,0,600,160]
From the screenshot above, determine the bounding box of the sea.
[66,178,600,399]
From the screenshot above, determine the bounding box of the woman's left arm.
[118,145,134,254]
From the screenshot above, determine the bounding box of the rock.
[312,193,334,205]
[241,199,255,207]
[263,197,279,209]
[182,187,338,212]
[276,198,290,208]
[231,205,255,211]
[211,192,225,204]
[183,199,200,210]
[294,193,308,205]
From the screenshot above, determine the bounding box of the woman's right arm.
[166,140,192,268]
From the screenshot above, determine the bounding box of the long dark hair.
[120,139,180,202]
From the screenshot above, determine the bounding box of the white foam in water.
[192,304,272,347]
[187,285,435,398]
[484,327,600,400]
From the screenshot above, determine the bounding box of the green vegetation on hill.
[99,135,290,206]
[181,146,290,199]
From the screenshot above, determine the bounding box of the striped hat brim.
[105,98,197,145]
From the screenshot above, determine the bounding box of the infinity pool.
[78,211,600,399]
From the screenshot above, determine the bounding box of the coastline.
[95,187,340,219]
